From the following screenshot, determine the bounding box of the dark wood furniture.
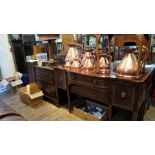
[54,66,154,121]
[10,40,27,73]
[35,66,58,105]
[9,34,36,74]
[38,34,60,59]
[67,71,112,120]
[27,61,37,83]
[33,64,154,121]
[47,39,57,59]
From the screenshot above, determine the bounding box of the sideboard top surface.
[54,65,154,84]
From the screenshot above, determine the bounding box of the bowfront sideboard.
[31,64,154,121]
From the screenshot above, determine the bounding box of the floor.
[0,91,80,121]
[0,90,155,121]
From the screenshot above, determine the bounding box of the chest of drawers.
[35,66,58,105]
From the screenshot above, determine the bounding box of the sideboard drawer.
[70,84,112,104]
[112,82,135,111]
[42,69,54,83]
[68,73,111,89]
[35,67,54,84]
[54,69,66,90]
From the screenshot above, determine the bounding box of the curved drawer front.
[68,73,111,89]
[68,73,112,104]
[70,85,112,104]
[112,81,135,111]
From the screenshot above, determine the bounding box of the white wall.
[0,34,16,78]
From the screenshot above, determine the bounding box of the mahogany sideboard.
[30,64,154,121]
[53,66,154,121]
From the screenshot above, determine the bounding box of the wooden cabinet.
[38,34,59,59]
[11,40,27,73]
[35,66,58,105]
[27,61,37,83]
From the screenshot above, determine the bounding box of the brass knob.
[71,76,75,80]
[45,72,49,75]
[121,92,126,98]
[60,77,63,82]
[93,80,97,85]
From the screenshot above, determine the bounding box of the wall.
[0,34,16,79]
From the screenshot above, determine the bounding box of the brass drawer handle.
[44,88,51,93]
[121,92,126,98]
[60,77,63,82]
[71,76,75,80]
[45,73,49,75]
[92,80,97,85]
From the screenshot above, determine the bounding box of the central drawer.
[70,85,111,104]
[68,73,112,104]
[68,73,111,89]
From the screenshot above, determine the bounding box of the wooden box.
[19,87,43,106]
[72,98,108,121]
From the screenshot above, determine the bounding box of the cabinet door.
[112,82,135,111]
[54,69,66,90]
